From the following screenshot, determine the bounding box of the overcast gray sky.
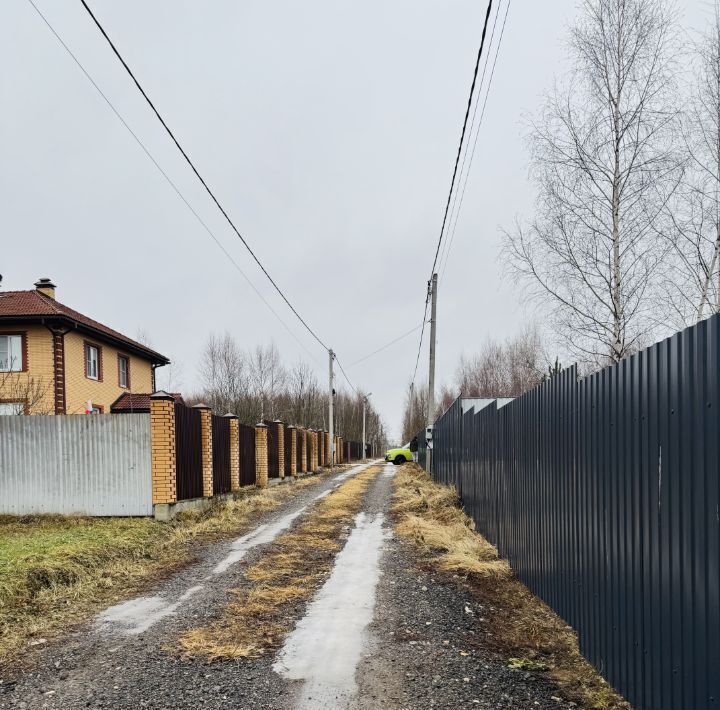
[1,0,710,440]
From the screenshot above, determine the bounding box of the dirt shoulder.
[387,464,628,710]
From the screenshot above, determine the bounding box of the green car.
[385,447,413,465]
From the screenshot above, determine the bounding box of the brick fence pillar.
[287,426,297,477]
[227,414,240,492]
[150,392,176,505]
[255,423,268,488]
[316,430,324,467]
[325,432,331,466]
[274,421,285,480]
[311,431,318,472]
[299,428,307,473]
[194,403,213,498]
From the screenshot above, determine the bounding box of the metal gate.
[212,414,231,495]
[175,402,203,500]
[239,424,256,486]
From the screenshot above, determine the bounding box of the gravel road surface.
[1,462,576,710]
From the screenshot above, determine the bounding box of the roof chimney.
[34,277,56,299]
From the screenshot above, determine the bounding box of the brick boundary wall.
[311,431,318,471]
[255,423,268,488]
[150,392,177,505]
[195,404,213,498]
[299,428,307,473]
[275,421,285,480]
[288,426,297,477]
[228,415,240,491]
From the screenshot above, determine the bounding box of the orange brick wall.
[229,418,240,491]
[198,407,213,497]
[0,325,55,414]
[255,425,268,488]
[64,331,154,414]
[150,396,176,504]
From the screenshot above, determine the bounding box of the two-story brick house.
[0,278,169,414]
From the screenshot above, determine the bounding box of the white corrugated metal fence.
[0,414,152,516]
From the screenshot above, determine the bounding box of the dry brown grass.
[179,465,381,660]
[392,464,628,710]
[0,471,337,668]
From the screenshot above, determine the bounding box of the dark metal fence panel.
[211,415,231,495]
[238,424,256,486]
[174,403,203,500]
[296,429,304,471]
[429,315,720,710]
[285,426,293,477]
[265,421,280,478]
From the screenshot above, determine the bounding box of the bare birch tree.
[503,0,683,364]
[664,3,720,326]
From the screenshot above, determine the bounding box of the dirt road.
[0,462,574,710]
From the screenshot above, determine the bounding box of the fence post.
[287,425,297,477]
[311,431,318,471]
[150,392,177,506]
[255,422,268,488]
[274,421,285,480]
[194,403,213,498]
[226,413,240,492]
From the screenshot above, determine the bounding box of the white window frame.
[118,355,129,388]
[0,401,25,415]
[86,344,99,380]
[0,334,23,372]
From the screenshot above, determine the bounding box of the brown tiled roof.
[110,392,184,412]
[0,290,169,364]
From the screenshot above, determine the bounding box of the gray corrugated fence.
[0,413,152,516]
[428,314,720,710]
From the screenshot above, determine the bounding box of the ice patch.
[274,511,386,709]
[96,584,204,635]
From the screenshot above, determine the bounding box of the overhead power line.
[410,0,495,392]
[439,0,511,281]
[427,0,494,281]
[348,322,424,367]
[78,0,328,352]
[25,0,326,374]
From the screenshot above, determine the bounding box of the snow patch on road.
[95,585,204,635]
[274,511,387,709]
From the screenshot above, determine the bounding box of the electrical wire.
[347,322,424,367]
[426,0,494,282]
[439,0,511,281]
[79,0,329,352]
[436,0,503,275]
[25,0,326,375]
[410,0,495,391]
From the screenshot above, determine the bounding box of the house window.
[118,355,130,389]
[0,334,23,372]
[85,343,101,381]
[0,401,25,415]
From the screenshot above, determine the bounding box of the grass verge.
[0,470,338,668]
[392,464,628,710]
[179,465,381,659]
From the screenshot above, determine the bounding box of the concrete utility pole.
[362,393,372,461]
[328,348,335,465]
[426,273,438,472]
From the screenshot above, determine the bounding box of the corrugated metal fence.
[428,314,720,710]
[0,413,152,516]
